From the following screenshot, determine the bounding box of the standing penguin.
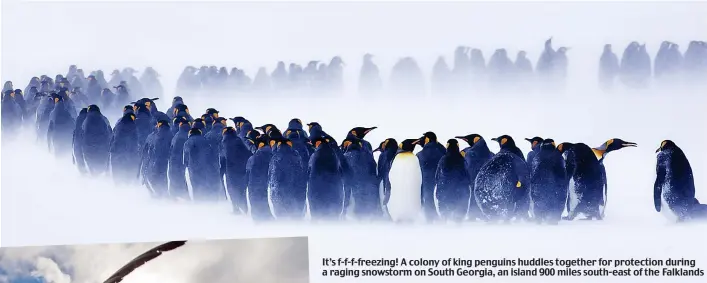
[374,138,398,217]
[80,105,112,176]
[529,139,567,224]
[342,137,383,220]
[133,102,153,152]
[557,142,604,221]
[525,137,544,163]
[308,137,346,221]
[654,140,707,222]
[221,126,253,215]
[142,120,173,198]
[268,139,308,220]
[345,126,377,154]
[455,134,495,221]
[110,113,139,186]
[417,132,446,222]
[184,128,221,201]
[46,94,77,158]
[387,139,423,223]
[72,108,89,175]
[168,117,191,199]
[475,135,529,222]
[592,138,637,218]
[246,135,275,222]
[434,139,471,223]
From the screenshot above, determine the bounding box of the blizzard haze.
[2,1,707,283]
[0,237,309,283]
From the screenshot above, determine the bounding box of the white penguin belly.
[567,178,579,214]
[660,188,679,222]
[387,154,423,222]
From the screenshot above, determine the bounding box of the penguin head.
[192,118,206,130]
[285,129,301,140]
[172,96,184,104]
[656,140,676,153]
[349,127,377,139]
[136,98,160,111]
[313,137,332,150]
[122,113,136,122]
[213,117,227,126]
[276,138,294,150]
[133,102,150,115]
[123,105,134,114]
[491,135,516,149]
[455,134,483,147]
[222,126,236,136]
[231,116,246,128]
[174,104,190,116]
[445,139,460,152]
[79,108,88,116]
[342,138,363,151]
[540,139,557,150]
[373,138,399,153]
[205,108,219,119]
[156,120,170,129]
[288,118,304,129]
[307,122,322,132]
[268,128,284,140]
[87,104,101,113]
[14,89,23,97]
[53,93,64,104]
[256,124,278,135]
[556,142,574,154]
[188,128,203,137]
[174,116,190,129]
[419,132,438,146]
[592,138,637,160]
[399,139,420,153]
[524,137,544,150]
[252,135,270,149]
[3,90,14,100]
[246,129,261,140]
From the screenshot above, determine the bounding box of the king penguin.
[434,139,471,223]
[654,140,707,222]
[529,139,567,224]
[387,138,423,223]
[592,138,637,219]
[455,134,494,221]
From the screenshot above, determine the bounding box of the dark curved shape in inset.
[103,240,187,283]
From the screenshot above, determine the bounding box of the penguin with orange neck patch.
[592,138,637,219]
[387,138,423,223]
[654,140,707,222]
[475,135,529,222]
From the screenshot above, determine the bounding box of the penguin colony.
[170,39,707,97]
[3,62,707,225]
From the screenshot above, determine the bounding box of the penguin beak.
[655,147,661,153]
[373,147,381,153]
[622,141,637,148]
[524,138,532,142]
[364,127,377,134]
[490,137,498,141]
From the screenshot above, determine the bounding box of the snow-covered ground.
[2,1,707,283]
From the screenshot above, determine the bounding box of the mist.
[2,2,707,280]
[0,237,309,283]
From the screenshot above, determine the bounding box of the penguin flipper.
[654,161,666,213]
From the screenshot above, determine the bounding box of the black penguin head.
[79,108,88,115]
[256,124,278,135]
[399,139,420,153]
[205,108,219,118]
[133,102,150,115]
[656,140,677,153]
[213,117,227,126]
[288,118,303,128]
[222,126,236,136]
[3,90,14,99]
[123,105,134,114]
[192,118,206,130]
[156,120,170,129]
[174,116,189,128]
[250,135,269,149]
[524,137,544,150]
[455,134,483,147]
[313,137,332,150]
[53,93,64,104]
[350,127,377,139]
[123,113,136,122]
[373,138,399,153]
[172,96,183,104]
[540,139,556,150]
[277,138,294,150]
[285,129,301,139]
[491,135,516,149]
[592,138,637,160]
[188,128,202,137]
[556,142,574,154]
[445,139,460,152]
[307,122,322,132]
[135,98,159,111]
[419,132,438,146]
[87,104,101,113]
[342,138,363,151]
[174,104,190,116]
[246,129,261,140]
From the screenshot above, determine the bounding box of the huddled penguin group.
[3,65,706,225]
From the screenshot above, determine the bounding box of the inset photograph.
[0,236,309,283]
